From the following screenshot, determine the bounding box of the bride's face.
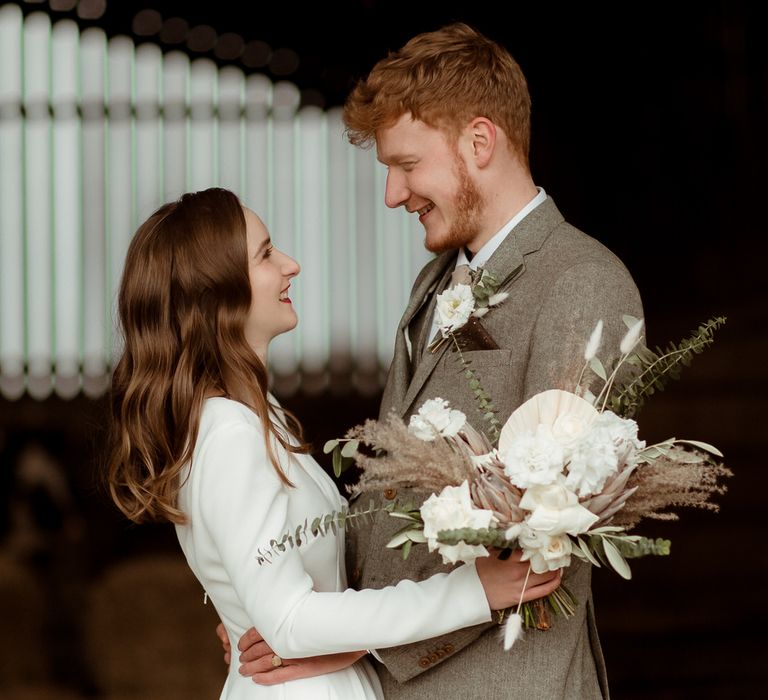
[243,207,300,359]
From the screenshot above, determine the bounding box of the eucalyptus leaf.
[388,511,423,522]
[332,448,343,478]
[322,439,339,454]
[341,439,359,458]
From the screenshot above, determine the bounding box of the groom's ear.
[466,117,496,168]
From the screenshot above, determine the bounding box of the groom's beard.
[426,154,484,254]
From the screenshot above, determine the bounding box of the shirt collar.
[457,187,547,269]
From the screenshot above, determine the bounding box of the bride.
[106,187,560,699]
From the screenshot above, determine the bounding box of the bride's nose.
[281,250,300,277]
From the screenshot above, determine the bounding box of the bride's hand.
[237,627,366,685]
[475,548,562,611]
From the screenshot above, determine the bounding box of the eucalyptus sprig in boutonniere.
[428,267,509,442]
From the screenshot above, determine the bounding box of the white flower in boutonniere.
[434,284,475,335]
[429,268,508,353]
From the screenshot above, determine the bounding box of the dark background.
[0,1,766,698]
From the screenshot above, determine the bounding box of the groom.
[232,22,643,698]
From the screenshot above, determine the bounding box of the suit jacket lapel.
[385,253,456,414]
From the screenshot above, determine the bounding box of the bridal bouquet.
[258,313,731,650]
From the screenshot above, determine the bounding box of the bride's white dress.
[175,397,491,699]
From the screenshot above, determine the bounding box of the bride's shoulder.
[200,397,265,436]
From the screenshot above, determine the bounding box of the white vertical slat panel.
[352,146,379,395]
[269,81,301,390]
[80,26,109,397]
[375,162,405,374]
[1,15,432,397]
[189,58,217,192]
[135,42,162,222]
[106,35,134,365]
[244,73,271,222]
[218,65,244,195]
[325,107,353,388]
[296,106,328,391]
[0,4,25,399]
[162,50,189,202]
[51,19,81,397]
[24,12,53,399]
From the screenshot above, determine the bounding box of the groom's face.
[376,114,484,253]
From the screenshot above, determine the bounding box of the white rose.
[518,525,573,573]
[551,410,596,452]
[519,482,599,536]
[435,283,475,335]
[420,481,495,565]
[408,397,466,441]
[501,425,565,489]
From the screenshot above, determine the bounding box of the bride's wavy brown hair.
[107,187,308,525]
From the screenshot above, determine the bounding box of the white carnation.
[595,411,645,463]
[408,397,466,441]
[565,411,645,497]
[501,425,565,489]
[564,430,619,497]
[420,481,496,565]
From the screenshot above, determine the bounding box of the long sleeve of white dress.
[178,399,492,660]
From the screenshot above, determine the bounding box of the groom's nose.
[384,170,409,209]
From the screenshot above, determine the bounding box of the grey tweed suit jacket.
[346,196,644,699]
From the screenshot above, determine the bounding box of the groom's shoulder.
[546,215,634,280]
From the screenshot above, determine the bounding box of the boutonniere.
[428,268,508,353]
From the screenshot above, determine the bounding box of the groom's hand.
[238,626,366,685]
